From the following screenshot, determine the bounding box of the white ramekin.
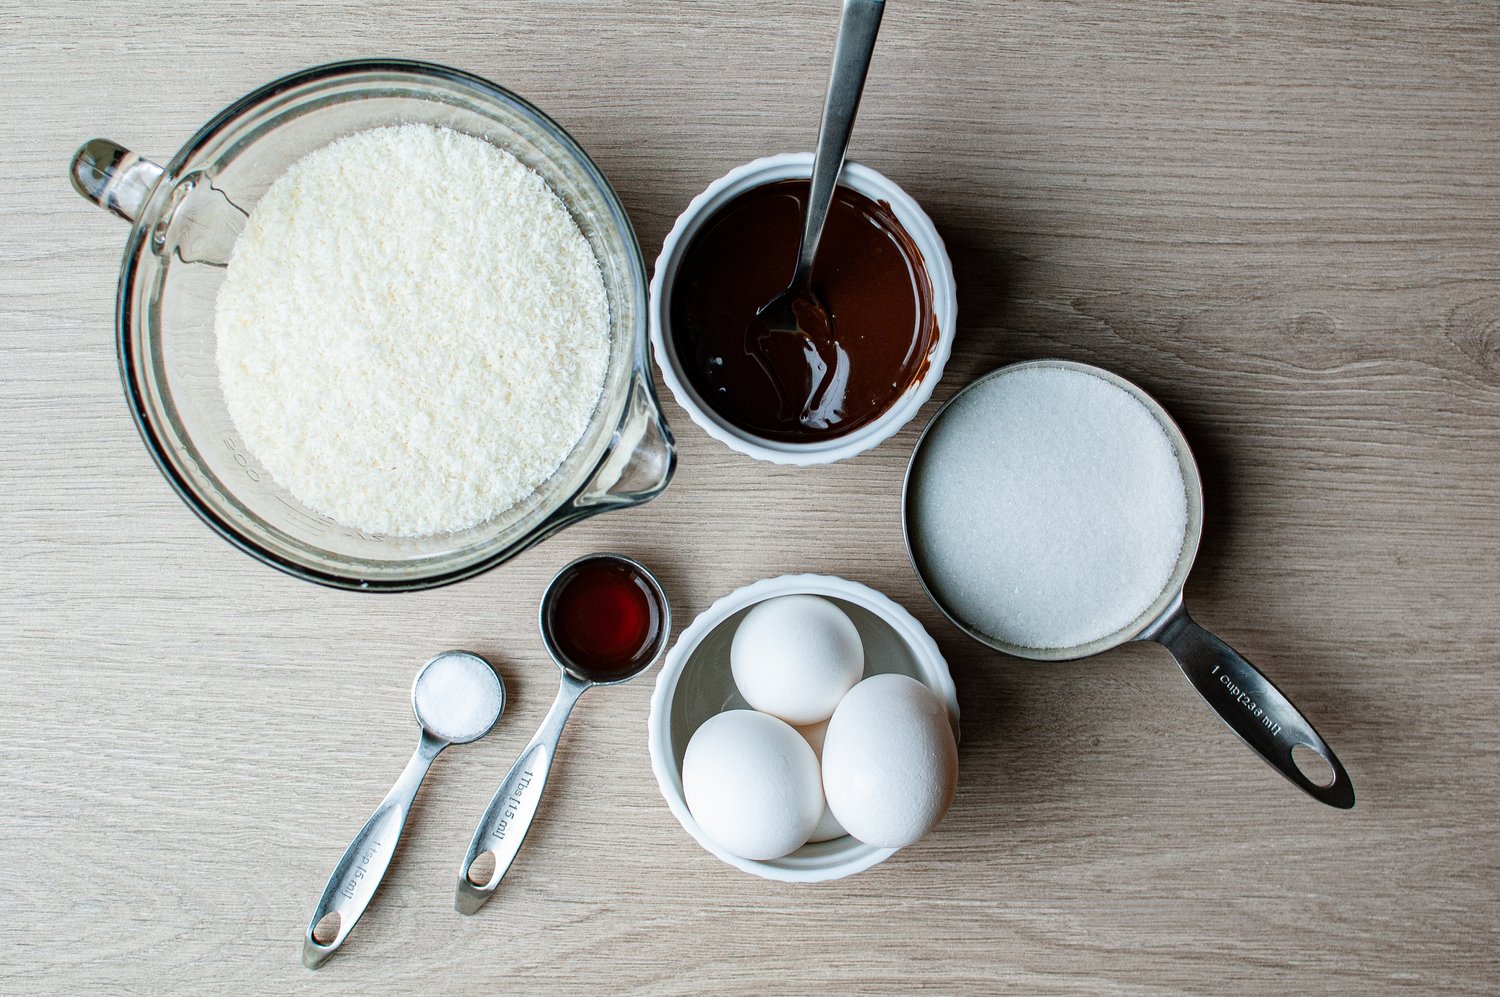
[649,154,957,465]
[647,574,959,883]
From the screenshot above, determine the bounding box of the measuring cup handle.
[70,139,164,223]
[1146,603,1354,809]
[302,733,443,969]
[455,674,589,915]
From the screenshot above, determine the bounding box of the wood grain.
[2,1,1497,993]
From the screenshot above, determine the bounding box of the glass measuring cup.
[456,553,670,914]
[903,359,1354,809]
[68,60,674,591]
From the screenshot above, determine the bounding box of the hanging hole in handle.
[466,851,497,886]
[1291,742,1336,788]
[310,910,341,946]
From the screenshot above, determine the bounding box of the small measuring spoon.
[456,553,670,915]
[303,651,504,968]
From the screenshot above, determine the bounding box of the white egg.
[795,719,848,843]
[731,594,864,725]
[682,710,824,861]
[822,673,958,849]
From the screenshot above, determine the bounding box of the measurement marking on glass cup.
[223,433,262,481]
[1210,664,1282,737]
[489,769,535,842]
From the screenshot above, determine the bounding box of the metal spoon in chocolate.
[749,0,884,426]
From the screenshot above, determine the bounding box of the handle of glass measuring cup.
[71,139,164,222]
[71,138,247,264]
[1144,599,1354,809]
[456,673,589,915]
[302,733,443,969]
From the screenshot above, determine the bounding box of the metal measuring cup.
[455,553,671,914]
[903,359,1354,809]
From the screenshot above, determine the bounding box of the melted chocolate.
[670,179,938,443]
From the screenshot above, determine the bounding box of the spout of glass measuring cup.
[1140,595,1355,809]
[572,368,676,514]
[70,139,164,222]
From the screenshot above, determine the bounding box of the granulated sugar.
[214,124,609,537]
[413,653,503,744]
[908,366,1188,650]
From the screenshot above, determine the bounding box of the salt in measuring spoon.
[303,651,504,968]
[456,553,670,915]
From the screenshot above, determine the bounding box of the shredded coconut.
[908,366,1188,650]
[214,124,609,537]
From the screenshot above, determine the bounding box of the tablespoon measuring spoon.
[456,553,670,915]
[303,651,504,968]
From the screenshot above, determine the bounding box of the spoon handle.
[455,673,590,915]
[1145,601,1355,809]
[302,733,444,969]
[792,0,885,289]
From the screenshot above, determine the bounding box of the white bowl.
[649,154,957,465]
[647,574,959,883]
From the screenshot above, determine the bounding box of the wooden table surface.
[3,1,1497,993]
